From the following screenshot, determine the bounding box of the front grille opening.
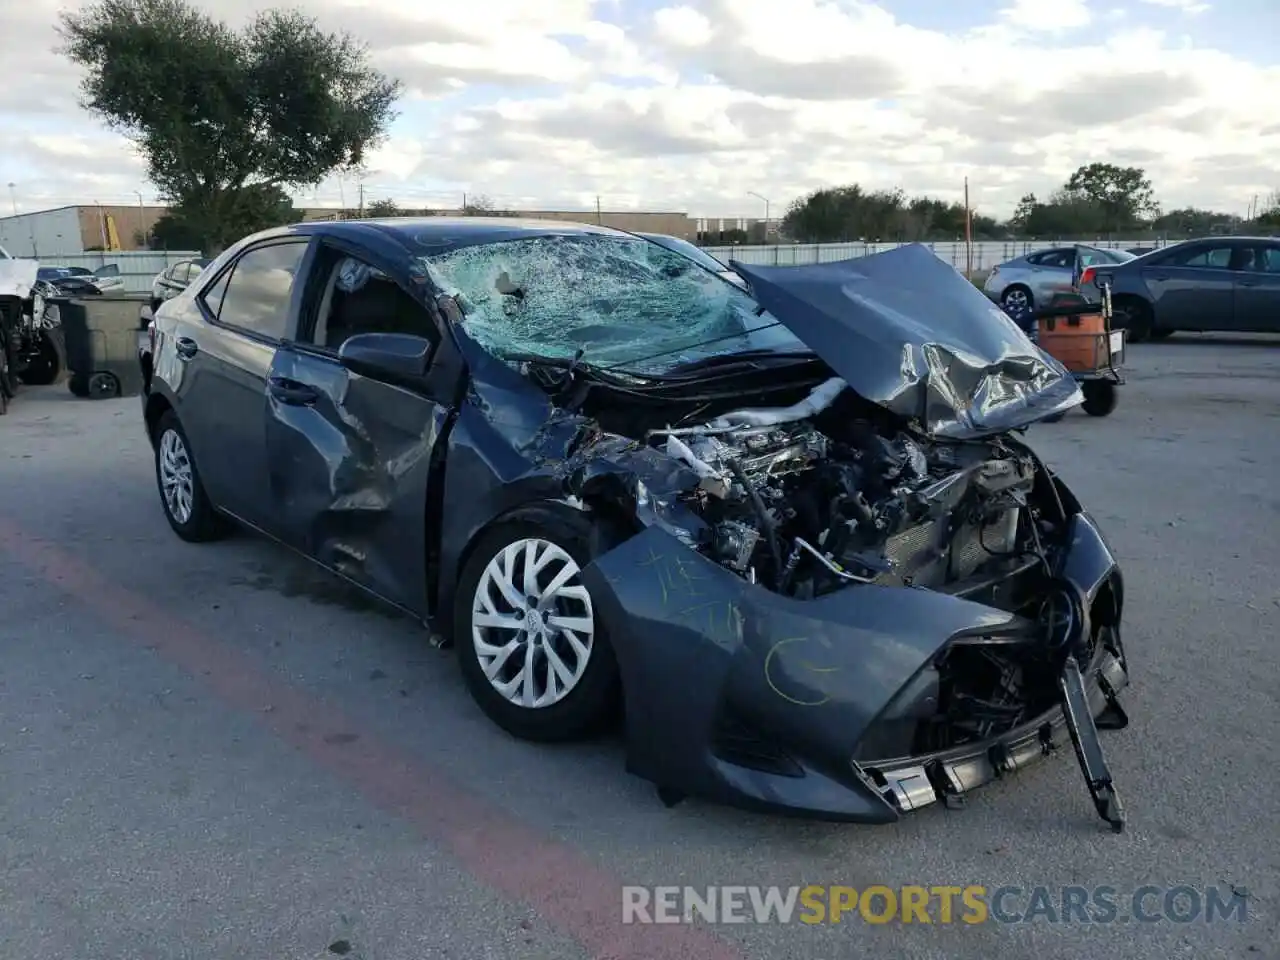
[912,644,1060,754]
[711,711,805,778]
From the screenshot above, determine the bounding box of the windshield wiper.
[660,349,818,377]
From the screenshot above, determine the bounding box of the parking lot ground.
[2,335,1278,960]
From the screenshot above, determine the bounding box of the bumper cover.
[580,513,1127,825]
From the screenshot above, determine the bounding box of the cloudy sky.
[1,0,1276,220]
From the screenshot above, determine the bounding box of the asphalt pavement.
[1,334,1277,960]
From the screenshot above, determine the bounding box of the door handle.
[267,376,320,406]
[174,336,198,360]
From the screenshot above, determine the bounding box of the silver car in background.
[983,245,1136,311]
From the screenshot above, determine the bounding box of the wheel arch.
[433,496,637,647]
[144,390,174,447]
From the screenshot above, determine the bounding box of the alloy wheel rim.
[158,428,195,524]
[471,537,595,709]
[1005,289,1029,310]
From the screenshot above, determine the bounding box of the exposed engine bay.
[644,376,1043,602]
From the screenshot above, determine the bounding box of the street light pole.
[7,182,16,216]
[748,191,770,239]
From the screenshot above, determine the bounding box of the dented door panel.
[265,345,448,613]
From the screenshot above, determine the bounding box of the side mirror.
[338,332,433,387]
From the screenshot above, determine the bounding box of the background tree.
[59,0,402,252]
[780,185,998,243]
[462,194,496,216]
[365,198,401,217]
[1063,162,1159,231]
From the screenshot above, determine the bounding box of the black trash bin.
[59,293,151,399]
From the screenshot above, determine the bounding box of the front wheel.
[1082,380,1118,417]
[18,329,65,386]
[454,512,621,742]
[154,410,230,542]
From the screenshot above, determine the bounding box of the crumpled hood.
[730,244,1083,438]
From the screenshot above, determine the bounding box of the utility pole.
[964,177,973,277]
[358,182,365,217]
[748,191,770,240]
[7,182,15,216]
[596,196,602,224]
[462,192,467,211]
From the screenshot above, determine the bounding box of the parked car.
[1085,236,1280,341]
[983,245,1135,312]
[140,221,1132,829]
[38,264,125,296]
[634,231,747,288]
[151,257,210,309]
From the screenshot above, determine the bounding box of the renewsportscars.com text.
[621,884,1249,925]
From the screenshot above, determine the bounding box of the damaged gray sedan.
[141,219,1132,831]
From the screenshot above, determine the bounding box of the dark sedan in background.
[1088,236,1280,341]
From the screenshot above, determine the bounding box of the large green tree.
[781,184,997,243]
[1063,162,1159,231]
[58,0,402,251]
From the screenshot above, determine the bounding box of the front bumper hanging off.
[581,513,1131,833]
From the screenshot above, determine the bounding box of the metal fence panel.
[701,239,1164,273]
[42,250,204,293]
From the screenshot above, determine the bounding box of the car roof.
[240,216,635,259]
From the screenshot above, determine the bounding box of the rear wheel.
[154,410,230,542]
[454,511,621,742]
[1113,300,1152,343]
[1002,285,1033,313]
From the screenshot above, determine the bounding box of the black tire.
[1001,285,1034,312]
[1113,300,1152,343]
[1082,380,1118,417]
[88,371,121,399]
[0,337,19,403]
[68,373,90,397]
[153,409,230,542]
[454,509,621,742]
[17,329,64,386]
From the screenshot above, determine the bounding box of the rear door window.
[1162,245,1234,269]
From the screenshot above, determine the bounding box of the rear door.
[1233,242,1280,332]
[175,238,311,530]
[1026,249,1074,302]
[1140,241,1238,331]
[262,238,461,614]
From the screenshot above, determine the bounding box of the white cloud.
[0,0,1274,220]
[999,0,1092,32]
[1138,0,1211,13]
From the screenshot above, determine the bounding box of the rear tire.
[154,410,230,542]
[68,373,90,397]
[1113,300,1152,343]
[1001,285,1034,313]
[454,509,621,742]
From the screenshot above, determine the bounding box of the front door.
[1141,242,1237,331]
[263,243,458,615]
[1233,243,1280,333]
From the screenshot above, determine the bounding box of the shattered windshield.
[417,234,805,375]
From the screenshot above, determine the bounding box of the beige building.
[0,203,699,259]
[300,207,697,239]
